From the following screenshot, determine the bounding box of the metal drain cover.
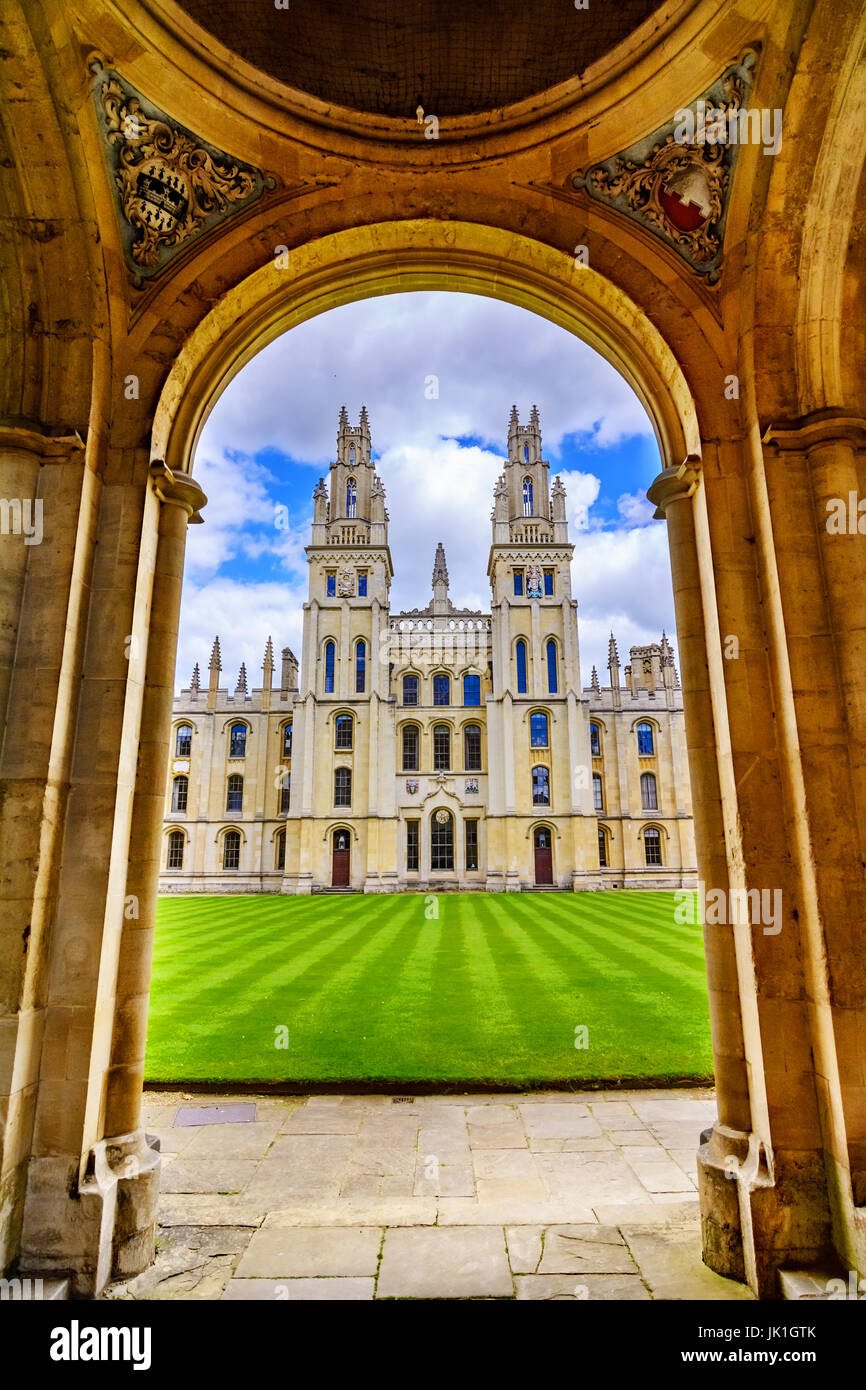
[392,1096,415,1104]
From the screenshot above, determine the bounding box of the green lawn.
[145,891,712,1086]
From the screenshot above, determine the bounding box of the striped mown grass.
[145,891,712,1085]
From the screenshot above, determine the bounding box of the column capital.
[762,414,866,452]
[647,456,701,518]
[149,460,207,522]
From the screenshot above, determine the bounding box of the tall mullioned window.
[406,820,419,872]
[513,570,524,596]
[222,830,240,870]
[523,476,533,515]
[465,819,479,872]
[334,767,351,807]
[175,724,192,757]
[346,477,357,517]
[590,722,601,757]
[280,772,291,814]
[358,571,367,596]
[530,711,548,747]
[532,765,550,805]
[641,772,658,810]
[592,772,603,811]
[516,640,527,694]
[463,673,481,706]
[355,640,366,694]
[464,724,482,771]
[546,639,558,693]
[431,810,454,871]
[544,570,554,596]
[598,828,608,868]
[644,827,662,865]
[402,725,419,772]
[433,724,451,771]
[226,774,243,813]
[324,641,335,693]
[276,829,286,871]
[637,721,654,756]
[403,673,419,705]
[433,674,450,706]
[167,830,184,870]
[283,723,292,758]
[229,723,247,757]
[335,714,353,750]
[171,775,188,813]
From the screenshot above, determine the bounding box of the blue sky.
[179,291,677,691]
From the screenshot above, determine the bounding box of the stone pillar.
[102,463,206,1277]
[0,423,86,1276]
[648,460,752,1283]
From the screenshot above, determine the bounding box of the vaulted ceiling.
[174,0,663,117]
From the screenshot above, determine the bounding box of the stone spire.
[235,663,248,698]
[590,665,600,694]
[208,635,221,708]
[432,542,450,614]
[529,403,540,431]
[338,404,349,430]
[607,632,621,707]
[261,637,274,707]
[190,661,201,694]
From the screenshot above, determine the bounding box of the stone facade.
[159,409,696,894]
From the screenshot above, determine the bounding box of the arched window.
[464,724,482,771]
[592,772,603,811]
[175,724,192,758]
[402,724,419,772]
[229,723,247,758]
[275,829,286,871]
[463,673,481,706]
[431,809,454,871]
[546,639,558,693]
[346,476,357,517]
[530,711,549,747]
[223,829,241,870]
[523,443,530,463]
[523,475,533,515]
[590,722,601,758]
[335,714,353,750]
[226,774,243,813]
[171,775,188,813]
[532,765,551,805]
[324,640,335,693]
[515,640,528,695]
[433,673,450,706]
[355,640,366,693]
[597,827,608,868]
[283,723,292,758]
[279,772,291,814]
[334,767,352,807]
[402,673,419,706]
[644,827,662,865]
[637,721,654,756]
[166,830,184,870]
[433,724,451,771]
[641,772,658,810]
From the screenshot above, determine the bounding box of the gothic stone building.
[160,408,696,893]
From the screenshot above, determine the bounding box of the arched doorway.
[533,826,553,885]
[332,828,351,887]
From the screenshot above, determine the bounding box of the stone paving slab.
[235,1226,382,1278]
[263,1198,439,1227]
[514,1273,651,1300]
[621,1225,755,1300]
[158,1194,268,1226]
[159,1160,259,1194]
[223,1277,375,1300]
[181,1122,280,1161]
[377,1226,512,1299]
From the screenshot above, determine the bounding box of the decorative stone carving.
[572,54,756,281]
[525,563,544,597]
[92,66,271,284]
[435,808,450,824]
[464,778,479,794]
[405,779,418,794]
[336,568,355,596]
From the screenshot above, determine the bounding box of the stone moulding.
[90,63,273,286]
[572,53,757,283]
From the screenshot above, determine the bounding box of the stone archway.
[2,0,865,1302]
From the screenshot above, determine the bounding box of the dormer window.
[346,477,357,518]
[523,477,533,516]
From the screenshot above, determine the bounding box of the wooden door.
[534,828,553,885]
[332,830,350,886]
